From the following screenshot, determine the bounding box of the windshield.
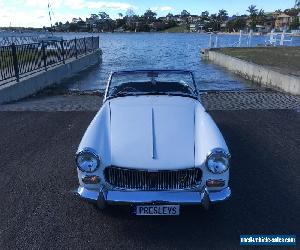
[105,70,198,99]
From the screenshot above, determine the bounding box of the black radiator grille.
[104,167,202,190]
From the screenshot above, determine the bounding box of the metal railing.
[208,31,254,48]
[0,36,40,46]
[265,30,293,46]
[0,36,99,86]
[207,30,295,49]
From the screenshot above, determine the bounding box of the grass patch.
[163,25,189,33]
[218,47,300,77]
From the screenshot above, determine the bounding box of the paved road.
[0,110,299,249]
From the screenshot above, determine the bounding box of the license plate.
[134,205,180,216]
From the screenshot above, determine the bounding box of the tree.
[118,13,123,19]
[201,11,209,21]
[126,8,135,17]
[166,13,173,18]
[218,9,228,22]
[97,12,114,32]
[257,9,266,25]
[290,16,300,29]
[247,5,258,15]
[226,17,246,32]
[124,9,138,31]
[143,9,157,22]
[72,18,79,23]
[216,9,228,30]
[69,22,79,31]
[181,10,190,17]
[284,8,299,16]
[247,5,258,30]
[144,9,157,20]
[204,13,219,31]
[77,20,86,30]
[98,12,110,20]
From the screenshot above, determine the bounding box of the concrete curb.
[0,49,102,104]
[207,50,300,95]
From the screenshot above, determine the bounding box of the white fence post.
[238,30,242,47]
[248,30,253,47]
[209,34,212,48]
[270,30,275,46]
[280,30,285,46]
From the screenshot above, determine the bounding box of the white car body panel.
[78,95,229,172]
[194,104,228,166]
[110,96,195,169]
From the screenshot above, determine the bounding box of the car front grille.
[104,167,202,191]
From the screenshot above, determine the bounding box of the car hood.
[109,96,197,170]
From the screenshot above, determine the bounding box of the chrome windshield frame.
[104,70,199,102]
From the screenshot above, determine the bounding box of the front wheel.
[95,192,106,210]
[202,192,211,210]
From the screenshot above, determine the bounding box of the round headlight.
[206,148,230,174]
[76,149,100,173]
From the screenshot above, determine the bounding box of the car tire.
[202,192,211,210]
[96,192,106,210]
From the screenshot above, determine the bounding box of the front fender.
[195,103,230,187]
[77,102,111,184]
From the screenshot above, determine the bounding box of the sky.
[0,0,297,28]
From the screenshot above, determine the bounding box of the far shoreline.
[0,29,276,36]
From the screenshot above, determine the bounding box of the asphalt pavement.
[0,110,299,249]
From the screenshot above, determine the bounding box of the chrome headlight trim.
[76,148,100,173]
[206,148,231,174]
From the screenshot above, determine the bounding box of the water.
[3,31,300,92]
[63,33,300,92]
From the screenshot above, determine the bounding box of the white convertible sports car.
[75,70,231,215]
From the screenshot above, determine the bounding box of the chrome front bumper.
[77,186,231,206]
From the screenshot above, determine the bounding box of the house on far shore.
[275,13,291,31]
[189,21,206,32]
[260,13,276,33]
[166,14,185,25]
[189,23,197,32]
[114,27,124,32]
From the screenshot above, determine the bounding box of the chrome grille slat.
[105,167,202,191]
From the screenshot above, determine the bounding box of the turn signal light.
[82,176,101,184]
[206,179,225,187]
